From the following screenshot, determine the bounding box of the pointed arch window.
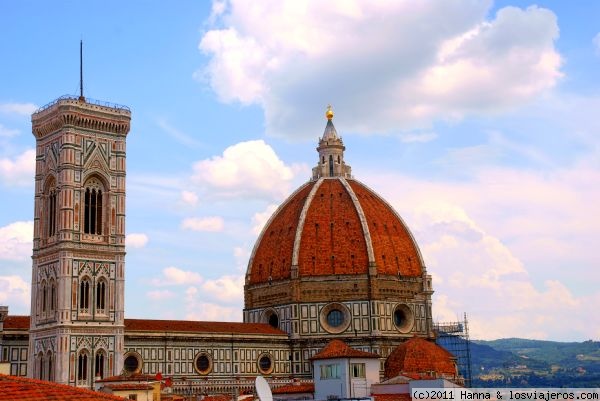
[96,279,106,312]
[47,351,54,382]
[78,351,89,382]
[41,281,47,313]
[50,280,56,312]
[95,351,105,379]
[79,278,90,312]
[44,178,58,238]
[83,178,103,235]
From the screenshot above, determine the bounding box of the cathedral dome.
[246,177,424,285]
[244,108,431,318]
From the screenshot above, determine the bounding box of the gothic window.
[50,280,56,312]
[41,281,47,313]
[83,178,104,235]
[96,279,106,312]
[79,278,90,311]
[47,188,57,237]
[95,351,105,379]
[47,351,54,382]
[78,351,89,382]
[37,352,44,380]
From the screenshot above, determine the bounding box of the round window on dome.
[194,352,212,375]
[319,302,351,334]
[123,352,142,374]
[261,309,280,329]
[393,304,414,333]
[327,309,344,327]
[257,353,273,374]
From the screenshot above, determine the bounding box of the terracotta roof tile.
[384,337,457,380]
[311,339,380,360]
[2,315,30,330]
[124,319,286,335]
[372,394,412,401]
[0,316,286,336]
[101,382,154,390]
[272,382,314,394]
[0,374,125,401]
[201,394,233,401]
[247,177,424,287]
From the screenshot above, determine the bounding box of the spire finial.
[79,40,85,102]
[325,104,334,120]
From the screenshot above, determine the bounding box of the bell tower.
[28,95,130,387]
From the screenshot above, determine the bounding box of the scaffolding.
[434,313,472,387]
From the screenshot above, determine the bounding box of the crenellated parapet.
[32,96,130,139]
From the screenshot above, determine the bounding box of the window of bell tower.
[83,177,104,235]
[44,178,58,238]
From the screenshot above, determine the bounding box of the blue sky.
[1,1,599,341]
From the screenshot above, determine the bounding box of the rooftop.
[311,339,380,360]
[0,374,125,401]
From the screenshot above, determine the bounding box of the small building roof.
[0,374,125,401]
[272,382,315,394]
[311,339,380,360]
[384,336,457,380]
[101,382,154,391]
[2,315,30,330]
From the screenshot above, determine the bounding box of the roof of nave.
[2,315,29,330]
[0,316,286,336]
[124,318,286,335]
[0,374,125,401]
[310,339,380,360]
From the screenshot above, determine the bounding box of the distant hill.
[469,338,600,387]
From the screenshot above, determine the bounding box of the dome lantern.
[312,105,352,180]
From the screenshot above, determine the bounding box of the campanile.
[29,94,130,386]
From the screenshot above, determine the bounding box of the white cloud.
[126,233,149,248]
[0,102,38,116]
[200,275,244,304]
[180,190,199,206]
[361,155,600,340]
[199,1,561,138]
[251,204,278,235]
[185,299,242,322]
[0,149,35,186]
[184,286,242,321]
[233,245,251,271]
[0,275,30,312]
[399,131,438,143]
[0,124,19,137]
[151,266,204,286]
[146,289,175,301]
[181,216,225,232]
[191,140,297,200]
[0,221,33,261]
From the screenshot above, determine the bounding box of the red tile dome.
[246,176,424,285]
[384,337,458,380]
